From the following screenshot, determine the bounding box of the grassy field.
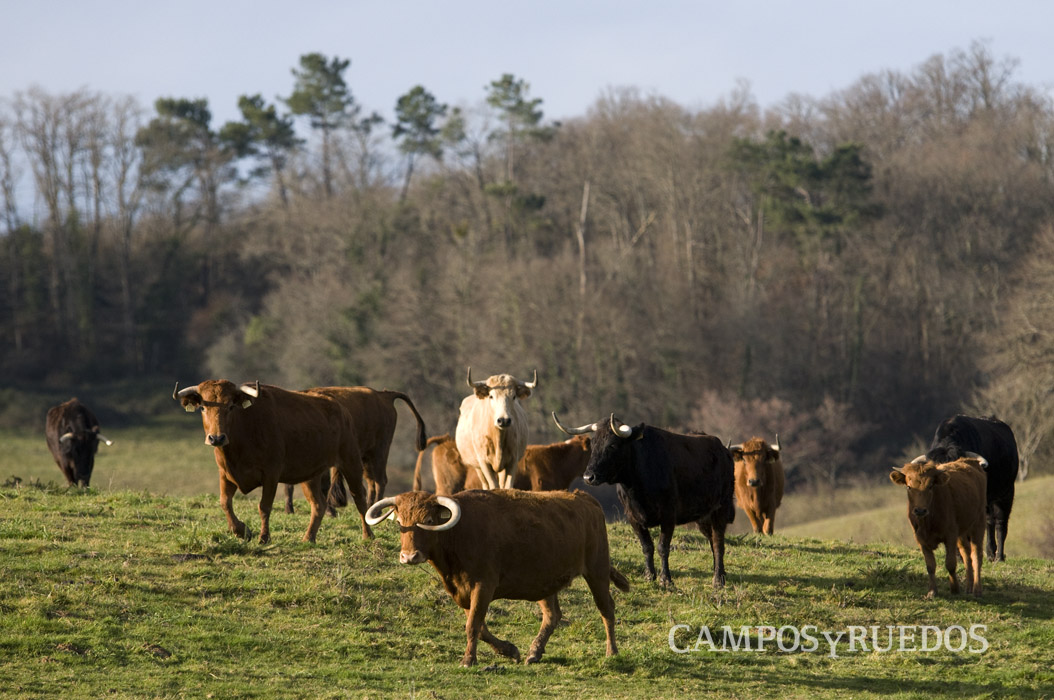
[1,479,1052,699]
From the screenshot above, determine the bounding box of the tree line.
[2,41,1052,485]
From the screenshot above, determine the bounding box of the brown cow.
[729,436,784,535]
[174,380,373,543]
[454,368,536,489]
[413,434,591,494]
[45,398,113,487]
[890,457,987,598]
[365,489,628,666]
[281,386,428,511]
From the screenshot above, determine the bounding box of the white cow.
[454,368,536,489]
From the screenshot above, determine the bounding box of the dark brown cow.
[729,436,785,535]
[45,398,112,487]
[365,489,628,666]
[890,457,987,598]
[413,434,591,494]
[281,386,428,511]
[174,380,373,543]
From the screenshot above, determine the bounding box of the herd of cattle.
[43,371,1020,666]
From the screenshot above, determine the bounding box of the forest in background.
[2,40,1053,487]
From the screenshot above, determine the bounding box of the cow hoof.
[460,655,476,668]
[525,654,542,664]
[924,590,936,600]
[242,525,254,542]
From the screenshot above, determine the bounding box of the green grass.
[1,482,1051,699]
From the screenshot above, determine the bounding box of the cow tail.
[610,567,631,592]
[328,469,349,509]
[413,434,450,491]
[392,392,428,452]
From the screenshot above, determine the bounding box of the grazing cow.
[413,434,592,494]
[174,380,373,543]
[890,457,987,598]
[912,415,1019,561]
[281,386,428,510]
[45,398,112,487]
[454,368,536,489]
[729,436,785,535]
[554,413,735,588]
[365,489,628,666]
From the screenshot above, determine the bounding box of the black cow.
[913,414,1019,562]
[554,412,735,588]
[45,398,112,487]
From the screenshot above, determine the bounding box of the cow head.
[729,436,781,489]
[59,425,102,486]
[553,412,643,486]
[173,379,260,448]
[466,368,537,430]
[365,492,462,565]
[890,461,949,518]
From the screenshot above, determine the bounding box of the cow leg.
[257,479,278,544]
[283,483,295,514]
[985,505,997,562]
[970,535,984,597]
[299,475,326,543]
[480,622,520,662]
[657,520,675,589]
[990,497,1012,562]
[218,473,251,541]
[957,539,973,595]
[476,465,499,490]
[526,595,562,664]
[707,520,728,589]
[462,585,493,667]
[631,522,657,582]
[745,509,763,534]
[336,444,374,540]
[921,546,938,599]
[944,540,959,595]
[583,570,619,657]
[762,511,775,535]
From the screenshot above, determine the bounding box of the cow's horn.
[910,454,928,465]
[59,431,75,443]
[963,451,989,471]
[523,370,538,389]
[728,443,743,452]
[552,411,596,435]
[417,496,462,531]
[365,497,398,526]
[98,434,113,446]
[772,434,781,452]
[610,414,633,439]
[241,381,260,398]
[175,383,201,399]
[466,367,488,391]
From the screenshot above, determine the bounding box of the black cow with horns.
[553,412,734,588]
[45,398,112,487]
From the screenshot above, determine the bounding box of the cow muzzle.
[747,478,761,488]
[399,550,426,565]
[206,434,228,447]
[913,507,929,517]
[495,416,512,429]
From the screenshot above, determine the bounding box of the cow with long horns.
[454,369,536,490]
[365,488,628,666]
[554,413,735,588]
[729,436,785,535]
[174,380,373,543]
[45,398,112,487]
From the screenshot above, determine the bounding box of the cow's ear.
[889,470,907,485]
[516,384,532,399]
[474,385,490,399]
[631,423,645,440]
[237,393,254,409]
[180,394,202,412]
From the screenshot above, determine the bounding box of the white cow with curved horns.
[454,368,537,489]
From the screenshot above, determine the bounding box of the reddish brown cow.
[174,380,373,543]
[412,434,592,494]
[281,386,428,511]
[890,457,987,598]
[365,489,628,666]
[729,436,785,535]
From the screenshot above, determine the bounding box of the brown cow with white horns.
[412,433,592,494]
[174,380,373,543]
[455,368,536,490]
[729,436,785,535]
[365,488,628,666]
[890,456,987,598]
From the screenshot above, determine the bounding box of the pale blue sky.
[3,1,1051,125]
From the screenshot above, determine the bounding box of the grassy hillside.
[1,483,1052,699]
